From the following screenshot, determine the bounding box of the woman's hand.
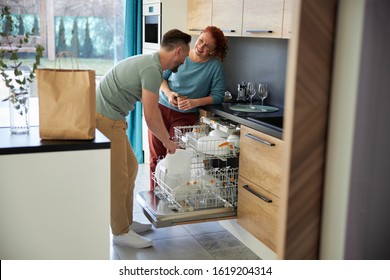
[167,91,179,107]
[178,98,198,111]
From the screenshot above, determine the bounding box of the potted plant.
[0,5,44,134]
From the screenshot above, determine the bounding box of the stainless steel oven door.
[143,2,161,52]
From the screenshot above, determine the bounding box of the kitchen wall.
[321,0,390,260]
[344,0,390,259]
[222,37,288,108]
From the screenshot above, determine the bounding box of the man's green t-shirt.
[96,52,162,120]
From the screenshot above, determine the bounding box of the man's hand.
[164,140,177,154]
[168,91,179,107]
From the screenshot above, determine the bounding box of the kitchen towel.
[36,68,96,140]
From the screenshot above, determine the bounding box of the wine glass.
[246,82,257,109]
[257,83,268,111]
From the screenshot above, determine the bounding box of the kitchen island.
[0,127,110,259]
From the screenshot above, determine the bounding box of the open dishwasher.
[136,117,240,227]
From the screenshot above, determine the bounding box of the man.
[96,29,191,248]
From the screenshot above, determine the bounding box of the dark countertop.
[201,102,284,139]
[0,126,110,155]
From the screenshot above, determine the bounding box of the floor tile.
[183,221,226,235]
[203,245,260,260]
[194,231,243,249]
[113,236,215,260]
[193,231,260,260]
[140,224,192,240]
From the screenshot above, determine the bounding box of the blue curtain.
[124,0,144,163]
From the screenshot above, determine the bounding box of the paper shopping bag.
[36,68,96,140]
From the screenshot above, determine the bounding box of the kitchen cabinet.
[212,0,243,37]
[278,0,338,259]
[237,125,283,251]
[242,0,284,38]
[238,176,279,251]
[187,0,289,39]
[162,0,188,34]
[281,0,294,39]
[187,0,212,35]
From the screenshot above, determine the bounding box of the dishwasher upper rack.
[173,125,239,160]
[153,167,238,212]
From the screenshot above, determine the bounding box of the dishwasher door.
[136,190,237,228]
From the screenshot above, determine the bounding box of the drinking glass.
[257,83,268,111]
[246,82,257,109]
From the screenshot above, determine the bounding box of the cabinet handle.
[243,185,272,203]
[246,30,273,33]
[191,28,237,33]
[244,133,275,146]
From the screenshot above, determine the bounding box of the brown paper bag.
[36,68,96,140]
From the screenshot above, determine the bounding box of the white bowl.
[208,129,228,138]
[164,149,191,174]
[155,158,190,189]
[227,133,240,148]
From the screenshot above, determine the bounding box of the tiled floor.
[110,163,260,260]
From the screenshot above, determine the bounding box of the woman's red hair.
[202,26,229,62]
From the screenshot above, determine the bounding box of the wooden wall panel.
[278,0,338,259]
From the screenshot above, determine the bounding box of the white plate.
[197,136,230,156]
[229,104,279,113]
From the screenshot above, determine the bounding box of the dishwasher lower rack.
[173,125,239,160]
[153,167,238,212]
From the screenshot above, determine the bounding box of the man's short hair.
[161,29,191,51]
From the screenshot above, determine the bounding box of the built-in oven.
[143,0,161,54]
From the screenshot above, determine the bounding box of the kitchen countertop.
[0,126,110,155]
[201,102,284,139]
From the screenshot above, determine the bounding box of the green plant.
[0,5,44,99]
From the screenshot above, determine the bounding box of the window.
[1,0,126,76]
[1,0,126,126]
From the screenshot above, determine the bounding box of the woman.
[148,25,229,190]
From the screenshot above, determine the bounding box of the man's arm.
[142,88,177,154]
[160,79,179,107]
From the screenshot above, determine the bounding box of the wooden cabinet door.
[187,0,212,35]
[237,125,283,252]
[282,0,294,39]
[212,0,243,37]
[237,176,279,251]
[239,125,283,197]
[242,0,284,38]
